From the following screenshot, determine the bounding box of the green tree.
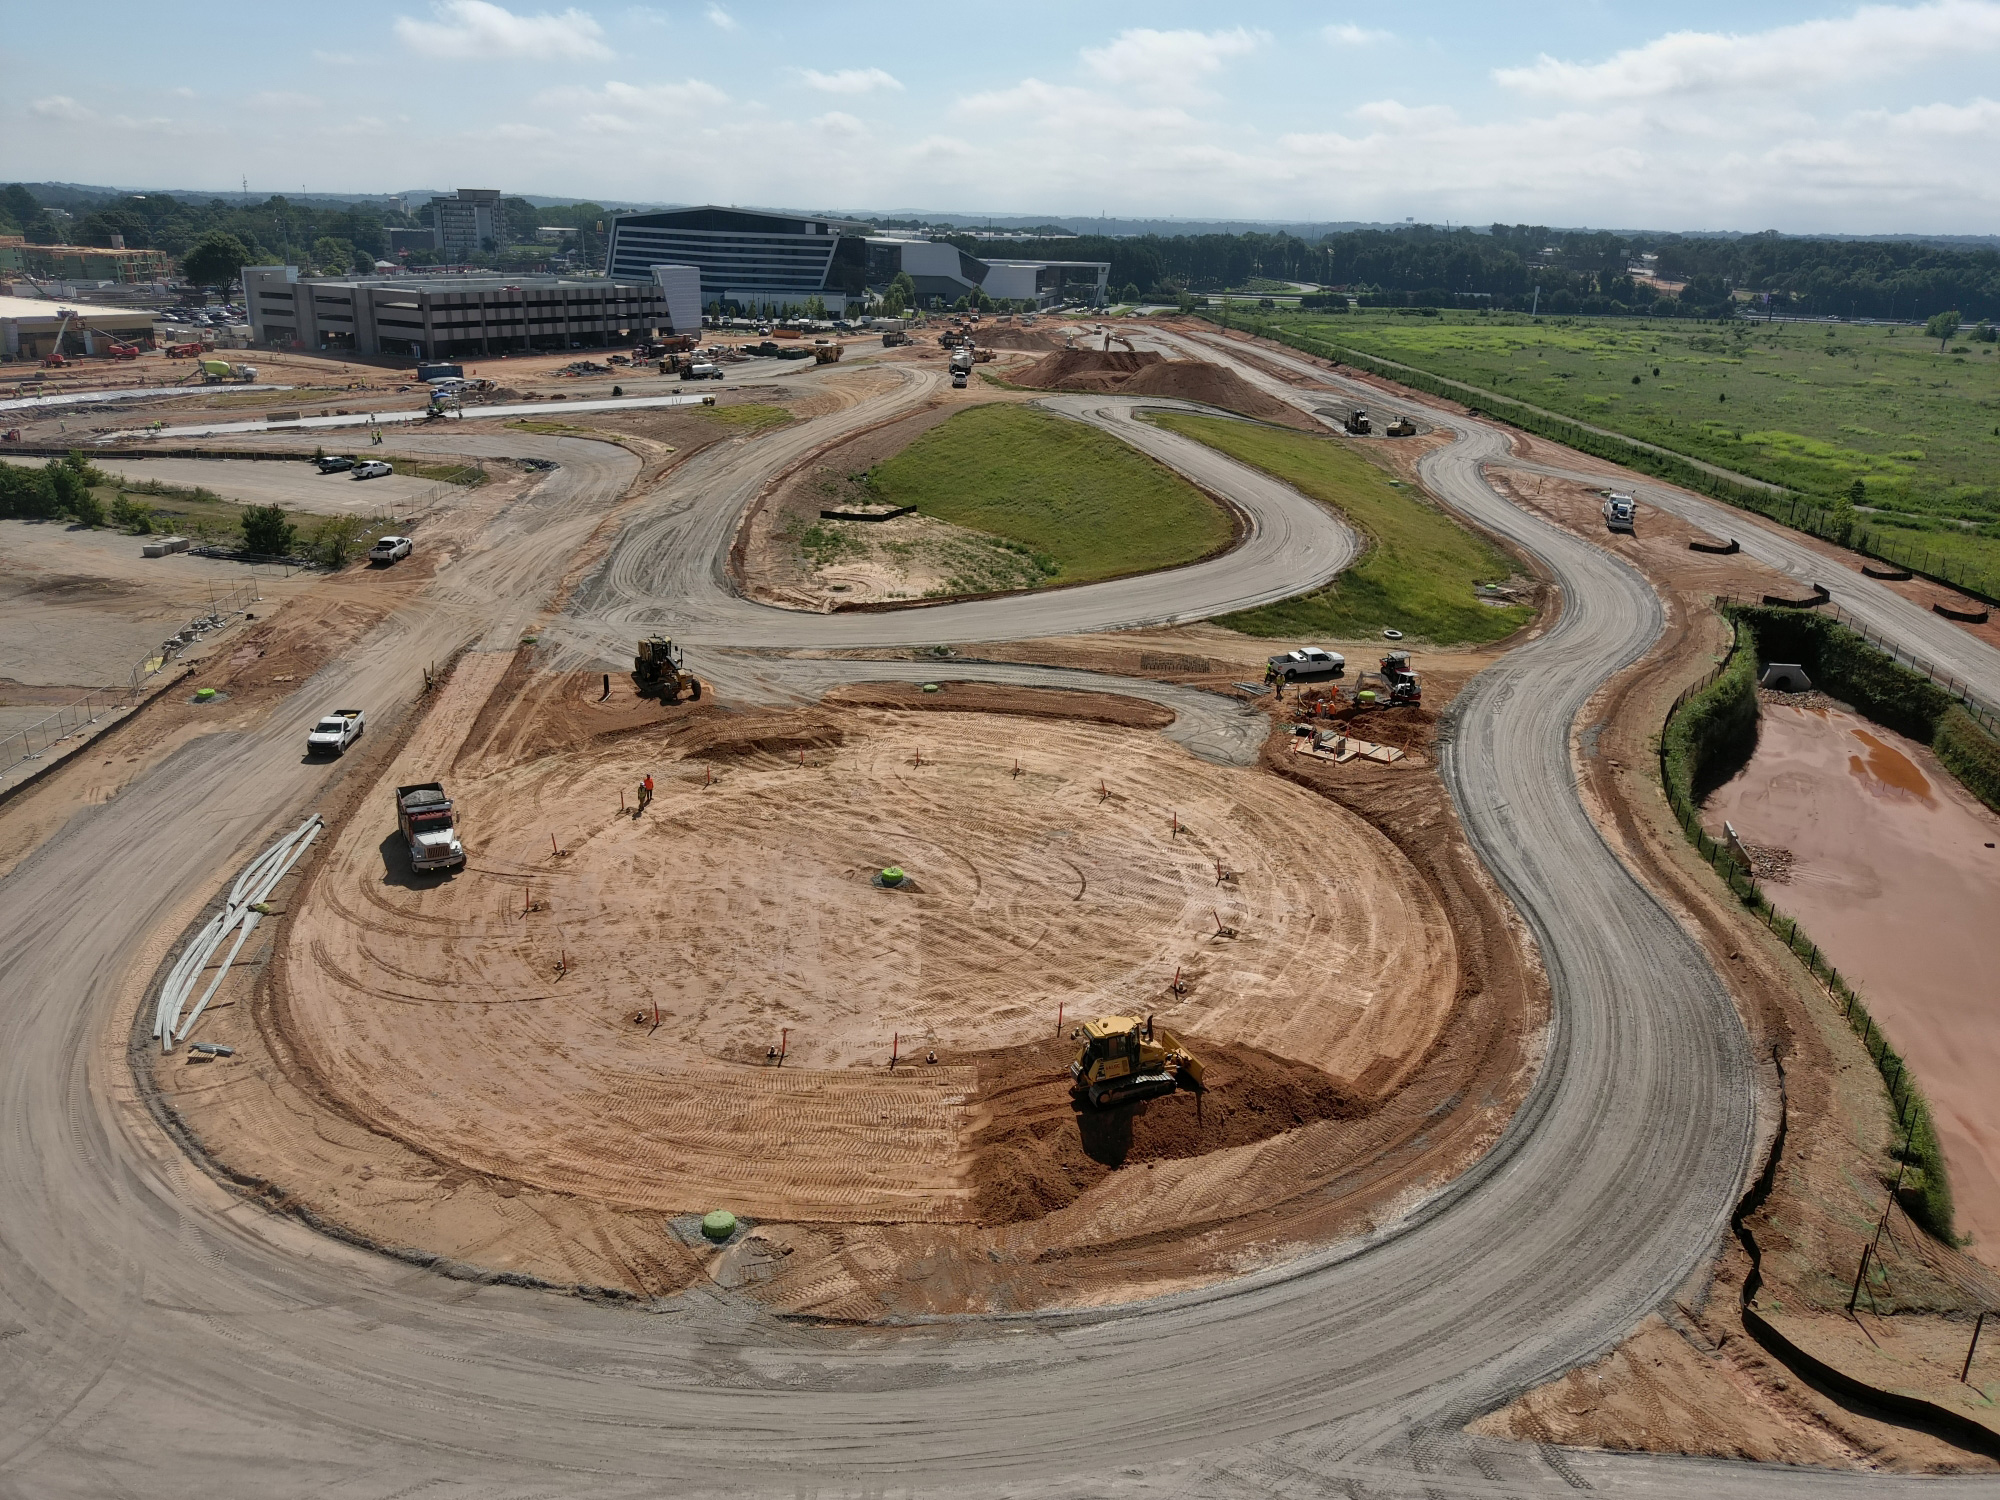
[305,514,367,568]
[881,271,915,316]
[1925,309,1962,350]
[1122,283,1143,304]
[110,495,156,534]
[240,503,296,557]
[311,236,354,274]
[183,230,251,287]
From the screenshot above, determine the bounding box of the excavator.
[633,635,701,702]
[1070,1014,1205,1108]
[1358,651,1422,706]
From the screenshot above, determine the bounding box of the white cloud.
[530,77,731,134]
[30,95,95,123]
[1323,24,1391,46]
[1080,27,1264,96]
[797,67,902,95]
[1350,99,1456,130]
[394,0,611,61]
[812,111,867,138]
[705,3,737,30]
[1496,0,2000,101]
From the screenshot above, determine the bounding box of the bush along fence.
[1210,313,2000,607]
[1658,606,1964,1244]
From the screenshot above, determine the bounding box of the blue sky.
[11,0,2000,232]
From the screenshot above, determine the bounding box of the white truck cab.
[306,709,364,756]
[1267,647,1346,682]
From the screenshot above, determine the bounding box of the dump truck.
[1071,1014,1205,1108]
[1602,492,1636,533]
[633,635,701,702]
[881,330,910,348]
[813,342,844,364]
[396,782,465,874]
[1343,408,1371,435]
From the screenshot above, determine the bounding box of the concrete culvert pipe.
[701,1210,737,1242]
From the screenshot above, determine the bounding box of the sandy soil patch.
[1704,698,2000,1266]
[274,703,1456,1223]
[151,656,1545,1315]
[0,516,318,687]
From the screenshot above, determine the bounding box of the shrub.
[240,503,296,557]
[109,494,155,534]
[305,513,368,568]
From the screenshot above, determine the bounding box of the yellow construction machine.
[1070,1014,1205,1108]
[633,635,701,703]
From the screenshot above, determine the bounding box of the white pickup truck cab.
[1602,492,1637,533]
[306,708,364,756]
[1267,647,1346,682]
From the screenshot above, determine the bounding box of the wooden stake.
[781,1027,788,1063]
[1056,1001,1063,1035]
[551,832,559,856]
[1963,1311,1986,1383]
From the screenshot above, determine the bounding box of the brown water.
[1706,702,2000,1265]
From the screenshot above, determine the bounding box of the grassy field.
[1148,413,1533,645]
[864,404,1233,586]
[705,403,794,432]
[1261,309,2000,582]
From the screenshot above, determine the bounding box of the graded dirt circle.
[278,702,1458,1229]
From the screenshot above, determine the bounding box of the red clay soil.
[978,327,1066,353]
[963,1035,1361,1225]
[1013,348,1315,429]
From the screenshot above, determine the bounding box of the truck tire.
[689,678,702,701]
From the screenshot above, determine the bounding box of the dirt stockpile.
[1017,349,1164,392]
[1014,349,1314,429]
[965,1035,1359,1225]
[978,327,1065,353]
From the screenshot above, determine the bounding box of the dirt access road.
[7,338,2000,1494]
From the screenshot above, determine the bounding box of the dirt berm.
[1014,349,1316,430]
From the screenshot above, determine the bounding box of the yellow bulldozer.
[633,635,701,703]
[1070,1014,1205,1108]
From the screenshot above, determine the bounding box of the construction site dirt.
[1468,457,2000,1467]
[141,657,1548,1317]
[1011,347,1317,430]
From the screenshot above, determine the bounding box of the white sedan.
[368,535,413,564]
[351,460,393,480]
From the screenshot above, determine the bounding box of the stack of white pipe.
[153,814,322,1052]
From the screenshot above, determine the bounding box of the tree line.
[939,222,2000,321]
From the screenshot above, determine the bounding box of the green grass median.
[1147,413,1532,644]
[864,404,1233,586]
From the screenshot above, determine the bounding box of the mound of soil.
[979,327,1065,353]
[964,1035,1359,1225]
[1016,349,1163,392]
[1013,349,1313,429]
[822,680,1174,729]
[664,708,846,761]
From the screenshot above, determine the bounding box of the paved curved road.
[4,341,2000,1496]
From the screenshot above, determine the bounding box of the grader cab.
[634,636,702,703]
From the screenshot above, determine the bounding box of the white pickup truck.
[368,534,413,564]
[1267,647,1346,683]
[306,708,364,756]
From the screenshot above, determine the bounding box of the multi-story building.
[603,206,1109,313]
[0,236,174,284]
[241,266,670,358]
[425,189,504,260]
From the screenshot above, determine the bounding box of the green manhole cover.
[701,1210,737,1241]
[880,866,905,887]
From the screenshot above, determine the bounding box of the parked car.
[306,708,364,756]
[315,455,356,473]
[351,460,393,480]
[368,535,413,565]
[1267,647,1346,683]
